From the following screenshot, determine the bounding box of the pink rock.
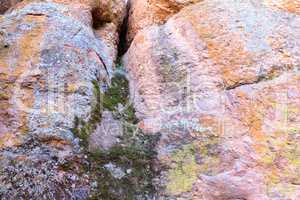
[124,0,300,199]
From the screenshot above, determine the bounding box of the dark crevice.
[26,13,45,16]
[71,2,160,199]
[226,77,265,90]
[226,65,296,90]
[94,50,110,77]
[71,28,82,39]
[90,2,130,65]
[117,2,131,57]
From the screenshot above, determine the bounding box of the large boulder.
[124,0,300,199]
[0,0,125,199]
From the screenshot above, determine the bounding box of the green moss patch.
[71,70,159,200]
[88,132,159,200]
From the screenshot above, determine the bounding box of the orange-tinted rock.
[264,0,300,15]
[124,0,300,199]
[127,0,202,44]
[0,0,125,198]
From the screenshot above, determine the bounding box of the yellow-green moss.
[166,135,221,195]
[263,129,300,197]
[166,144,199,195]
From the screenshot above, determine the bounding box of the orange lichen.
[264,0,300,15]
[227,75,300,197]
[0,15,46,149]
[17,15,45,74]
[254,99,300,196]
[186,8,255,88]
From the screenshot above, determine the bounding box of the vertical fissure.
[117,1,131,57]
[71,1,160,199]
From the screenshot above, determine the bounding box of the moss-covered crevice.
[88,131,160,200]
[71,68,160,200]
[71,80,102,149]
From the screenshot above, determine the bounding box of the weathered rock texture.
[88,111,123,151]
[127,0,202,44]
[124,0,300,199]
[0,0,125,199]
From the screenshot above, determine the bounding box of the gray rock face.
[0,139,90,199]
[0,0,126,199]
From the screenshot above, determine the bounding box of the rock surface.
[1,0,300,199]
[89,111,123,151]
[124,0,300,199]
[0,0,125,199]
[126,0,201,44]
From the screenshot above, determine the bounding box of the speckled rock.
[126,0,202,44]
[89,111,123,151]
[124,0,300,199]
[0,0,125,199]
[13,0,126,69]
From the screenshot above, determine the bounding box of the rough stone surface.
[2,0,300,199]
[0,0,125,199]
[127,0,202,44]
[124,0,300,199]
[89,111,123,151]
[104,162,127,179]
